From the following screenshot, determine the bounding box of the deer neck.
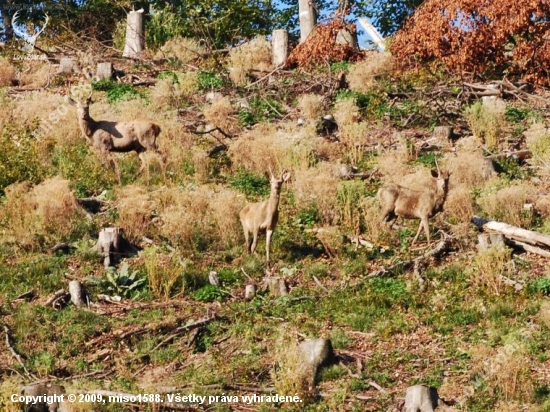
[266,190,281,214]
[78,112,96,139]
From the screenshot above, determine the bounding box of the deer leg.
[138,152,147,174]
[243,229,251,253]
[422,217,431,245]
[250,228,259,255]
[266,229,273,262]
[411,220,424,246]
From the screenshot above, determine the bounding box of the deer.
[240,169,291,261]
[377,165,450,246]
[67,90,164,174]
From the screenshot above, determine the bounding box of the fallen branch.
[153,315,218,351]
[3,325,36,379]
[367,233,451,278]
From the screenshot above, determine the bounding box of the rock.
[403,385,440,412]
[20,384,68,412]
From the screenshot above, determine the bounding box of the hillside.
[1,40,550,412]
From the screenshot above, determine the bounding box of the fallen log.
[472,216,550,253]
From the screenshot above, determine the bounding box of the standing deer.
[377,167,450,246]
[67,92,163,174]
[240,169,291,261]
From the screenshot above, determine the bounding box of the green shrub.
[228,168,269,198]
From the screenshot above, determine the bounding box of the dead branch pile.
[286,17,363,68]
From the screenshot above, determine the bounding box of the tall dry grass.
[0,56,16,86]
[0,177,83,249]
[228,36,272,86]
[297,94,324,122]
[476,181,536,227]
[293,163,340,225]
[229,123,316,174]
[154,36,205,64]
[347,51,394,93]
[115,185,156,243]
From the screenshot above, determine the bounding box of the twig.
[3,325,36,379]
[153,315,218,351]
[312,276,330,293]
[245,67,282,88]
[368,380,388,393]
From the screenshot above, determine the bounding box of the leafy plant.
[529,277,550,295]
[92,80,144,103]
[193,284,223,302]
[102,262,147,299]
[198,71,224,90]
[228,169,269,197]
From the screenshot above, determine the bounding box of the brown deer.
[67,92,163,173]
[240,169,291,261]
[377,166,450,246]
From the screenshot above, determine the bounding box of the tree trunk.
[272,29,288,67]
[298,0,316,43]
[2,12,13,42]
[123,10,144,58]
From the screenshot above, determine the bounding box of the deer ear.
[66,96,76,106]
[282,171,291,182]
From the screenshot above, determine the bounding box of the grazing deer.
[67,92,163,174]
[377,166,450,246]
[240,169,291,261]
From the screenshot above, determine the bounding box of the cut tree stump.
[272,29,288,67]
[69,280,87,307]
[96,62,113,80]
[123,9,144,58]
[94,227,123,268]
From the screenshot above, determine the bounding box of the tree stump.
[403,385,437,412]
[298,0,316,43]
[245,284,256,300]
[95,227,123,268]
[272,29,288,67]
[265,277,288,296]
[123,9,144,58]
[57,58,76,74]
[21,383,67,412]
[96,62,113,80]
[69,280,86,307]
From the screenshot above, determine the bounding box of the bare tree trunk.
[298,0,316,43]
[272,29,288,67]
[2,10,13,42]
[123,10,144,58]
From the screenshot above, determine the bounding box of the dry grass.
[525,123,550,177]
[229,123,315,174]
[143,247,183,300]
[442,150,495,188]
[19,61,52,88]
[203,95,239,135]
[339,121,371,165]
[468,246,513,296]
[444,184,475,224]
[158,186,214,252]
[209,188,244,248]
[270,328,315,404]
[228,36,273,86]
[297,93,324,121]
[0,177,83,249]
[0,56,16,86]
[476,181,536,227]
[293,163,340,225]
[115,185,155,243]
[154,36,205,64]
[464,100,505,149]
[151,72,199,110]
[332,98,360,127]
[360,196,385,243]
[347,51,394,93]
[376,148,413,181]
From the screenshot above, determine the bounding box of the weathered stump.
[123,9,144,58]
[298,0,316,43]
[96,62,113,80]
[94,227,123,268]
[272,29,288,67]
